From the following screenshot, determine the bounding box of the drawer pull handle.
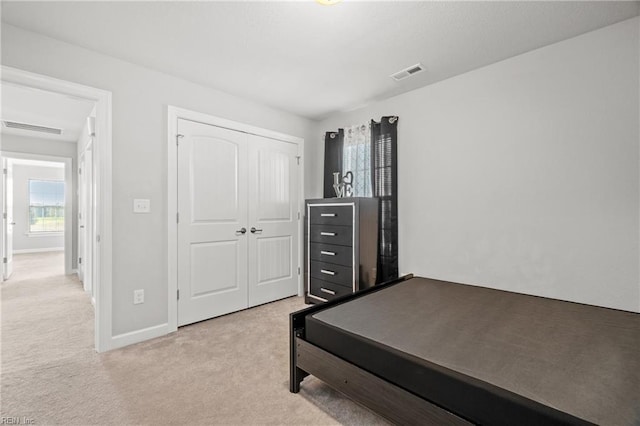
[320,269,335,276]
[320,251,336,256]
[320,232,336,236]
[320,287,336,295]
[321,213,336,217]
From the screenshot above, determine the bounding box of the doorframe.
[0,152,73,275]
[78,137,95,300]
[1,66,113,352]
[166,106,305,333]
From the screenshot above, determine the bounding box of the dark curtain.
[371,116,399,283]
[323,129,344,198]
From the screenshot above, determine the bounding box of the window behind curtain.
[343,123,372,197]
[371,117,399,283]
[29,180,64,233]
[326,116,398,284]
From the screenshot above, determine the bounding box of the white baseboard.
[110,323,170,350]
[13,247,64,254]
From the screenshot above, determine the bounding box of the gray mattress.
[307,277,640,425]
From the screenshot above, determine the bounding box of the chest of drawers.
[305,198,379,304]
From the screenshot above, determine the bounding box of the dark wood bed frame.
[289,273,619,425]
[289,274,472,425]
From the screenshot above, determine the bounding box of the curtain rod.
[327,116,398,136]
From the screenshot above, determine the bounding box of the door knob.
[236,227,247,235]
[250,227,262,234]
[9,222,16,225]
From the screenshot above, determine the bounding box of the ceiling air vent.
[390,63,425,81]
[2,121,63,135]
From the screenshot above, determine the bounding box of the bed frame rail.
[294,336,471,425]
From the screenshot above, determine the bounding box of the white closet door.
[78,153,86,282]
[247,135,299,307]
[3,159,14,280]
[177,119,249,326]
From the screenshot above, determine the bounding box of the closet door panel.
[247,135,299,307]
[177,119,248,326]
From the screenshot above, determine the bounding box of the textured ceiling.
[2,1,638,120]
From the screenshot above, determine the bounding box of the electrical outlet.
[133,289,144,305]
[133,199,151,213]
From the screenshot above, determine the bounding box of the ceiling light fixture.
[316,0,343,5]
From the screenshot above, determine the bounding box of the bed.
[289,275,640,425]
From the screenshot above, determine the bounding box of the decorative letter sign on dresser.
[305,198,379,304]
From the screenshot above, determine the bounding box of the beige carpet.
[1,252,389,425]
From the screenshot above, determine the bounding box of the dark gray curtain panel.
[371,116,399,283]
[323,129,344,198]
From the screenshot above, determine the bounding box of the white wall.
[315,17,640,312]
[2,134,78,267]
[11,163,65,252]
[1,24,315,337]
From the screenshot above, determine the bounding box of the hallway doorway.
[1,66,112,352]
[2,157,69,279]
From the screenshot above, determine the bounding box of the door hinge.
[296,156,301,165]
[2,212,6,220]
[176,134,184,146]
[298,266,301,275]
[297,211,300,220]
[3,257,6,264]
[3,168,7,175]
[177,289,180,300]
[176,212,179,223]
[96,235,101,243]
[79,168,82,175]
[79,257,82,264]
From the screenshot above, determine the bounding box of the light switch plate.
[133,199,151,213]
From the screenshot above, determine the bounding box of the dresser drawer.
[309,278,353,301]
[310,260,352,287]
[309,225,352,246]
[309,205,353,226]
[309,243,353,267]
